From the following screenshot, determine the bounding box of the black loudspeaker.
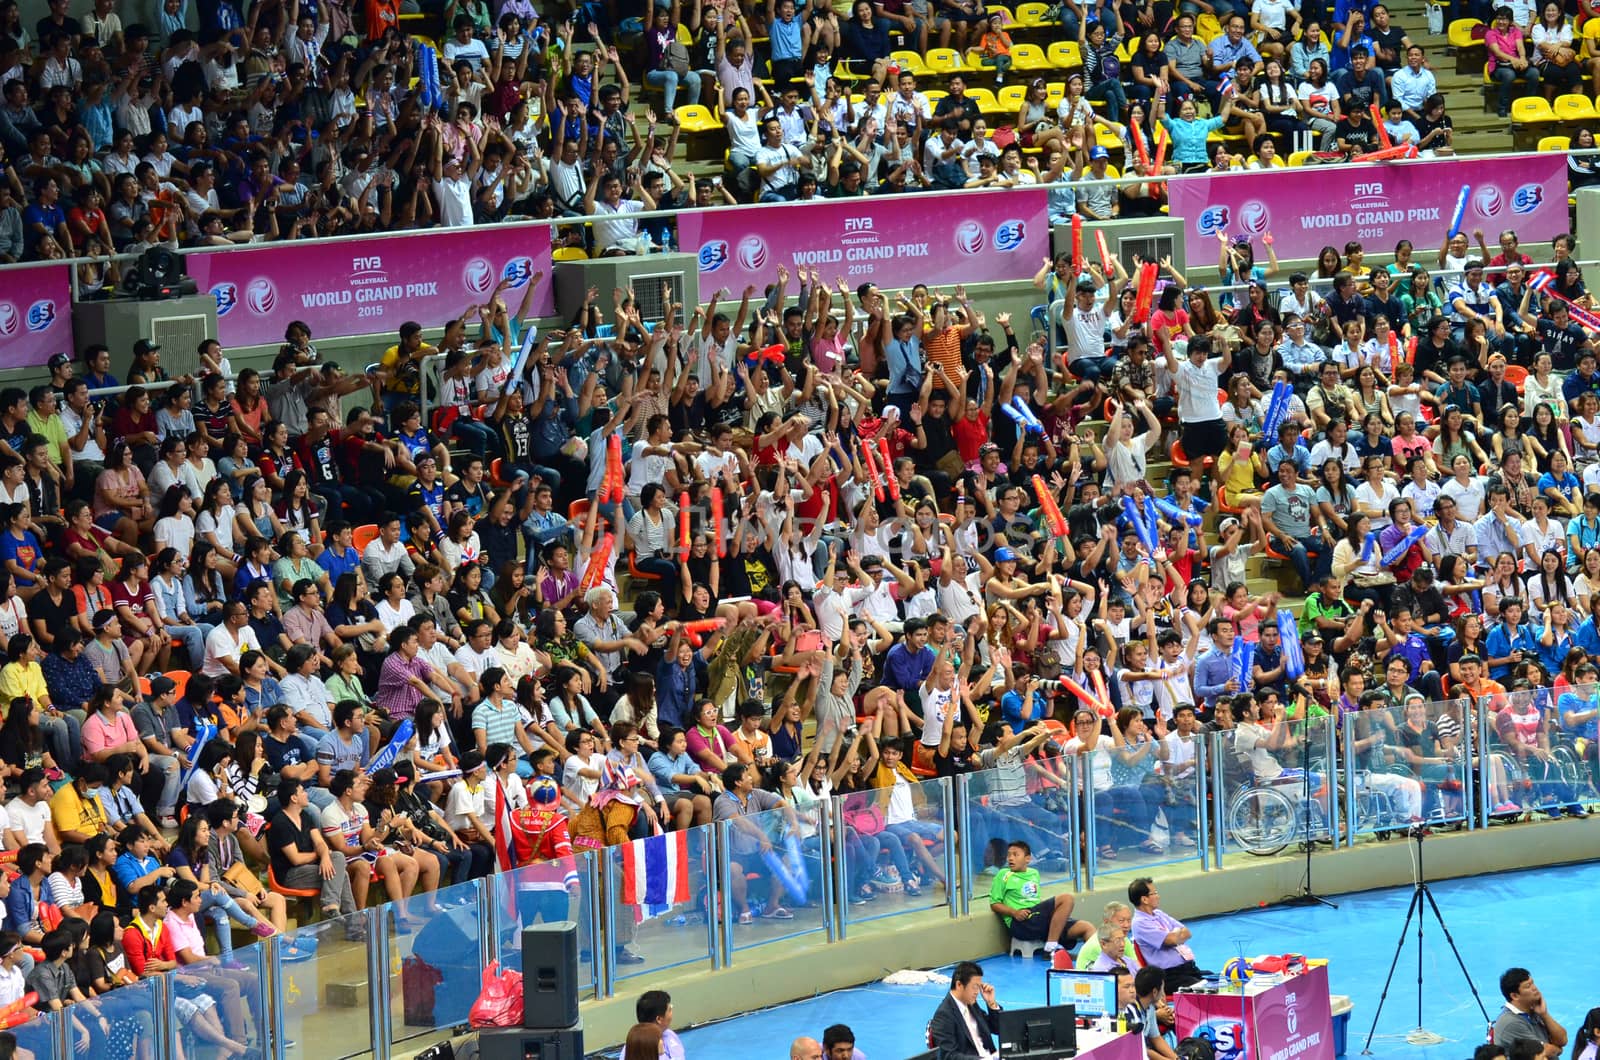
[521,922,579,1029]
[476,1026,584,1060]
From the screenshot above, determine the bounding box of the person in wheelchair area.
[1494,682,1591,819]
[1555,661,1600,798]
[1348,690,1425,826]
[1395,692,1467,821]
[1232,694,1326,801]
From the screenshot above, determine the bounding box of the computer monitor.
[997,1003,1077,1058]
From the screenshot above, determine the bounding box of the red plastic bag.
[468,960,524,1029]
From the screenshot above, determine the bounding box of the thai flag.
[493,777,517,873]
[1567,299,1600,334]
[1218,72,1236,96]
[621,831,691,914]
[1529,270,1555,294]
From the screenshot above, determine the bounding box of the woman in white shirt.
[153,485,196,557]
[194,479,238,574]
[1436,453,1488,520]
[724,86,761,168]
[1104,404,1160,492]
[1522,353,1566,420]
[1353,458,1400,530]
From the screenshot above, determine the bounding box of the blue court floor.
[674,858,1599,1060]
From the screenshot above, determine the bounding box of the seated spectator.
[1128,876,1207,990]
[987,840,1094,956]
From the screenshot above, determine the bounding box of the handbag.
[665,40,691,75]
[841,798,885,836]
[222,861,263,896]
[468,961,524,1029]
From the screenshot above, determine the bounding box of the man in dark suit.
[928,961,1002,1059]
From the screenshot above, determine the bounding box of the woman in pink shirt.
[81,686,146,766]
[1485,6,1539,118]
[684,698,745,772]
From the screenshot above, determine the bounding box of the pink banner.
[187,227,554,348]
[0,265,72,370]
[676,190,1049,292]
[1168,157,1569,262]
[1175,965,1335,1060]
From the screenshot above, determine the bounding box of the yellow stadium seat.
[1196,12,1222,37]
[1010,42,1051,71]
[924,89,948,111]
[1103,163,1122,177]
[1014,1,1051,25]
[1554,94,1596,120]
[1047,40,1081,68]
[1447,17,1484,47]
[890,49,932,75]
[553,247,589,261]
[1094,125,1123,150]
[925,47,974,73]
[1250,155,1287,168]
[997,83,1029,110]
[1539,134,1573,150]
[1287,150,1313,166]
[986,5,1016,26]
[1044,81,1066,106]
[1117,37,1136,60]
[964,87,1002,113]
[1511,97,1556,123]
[674,104,720,133]
[676,23,692,44]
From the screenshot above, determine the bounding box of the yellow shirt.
[49,782,109,839]
[0,661,49,708]
[26,410,67,467]
[1217,449,1259,499]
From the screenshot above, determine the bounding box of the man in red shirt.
[122,884,178,977]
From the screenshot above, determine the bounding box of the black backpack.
[1177,1036,1217,1060]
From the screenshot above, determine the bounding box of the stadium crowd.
[7,0,1592,260]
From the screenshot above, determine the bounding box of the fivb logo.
[1237,201,1271,236]
[462,258,495,294]
[245,278,277,316]
[0,302,16,337]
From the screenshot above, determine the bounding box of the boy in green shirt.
[987,840,1095,956]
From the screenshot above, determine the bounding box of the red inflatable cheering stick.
[878,438,900,501]
[1131,262,1159,324]
[678,493,691,560]
[1032,474,1068,538]
[861,439,886,502]
[711,488,726,557]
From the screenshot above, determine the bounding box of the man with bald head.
[790,1037,823,1060]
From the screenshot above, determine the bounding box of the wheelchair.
[1223,770,1334,857]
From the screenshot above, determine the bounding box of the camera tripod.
[1361,827,1489,1052]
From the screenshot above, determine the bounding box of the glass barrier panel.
[606,820,716,982]
[91,968,161,1060]
[727,797,827,954]
[9,1007,60,1060]
[170,944,268,1060]
[1483,686,1590,818]
[837,775,951,927]
[1084,719,1206,877]
[493,849,598,1002]
[388,876,484,1047]
[1210,712,1335,857]
[1343,698,1473,838]
[962,750,1079,902]
[273,910,376,1060]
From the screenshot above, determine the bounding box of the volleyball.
[1222,957,1254,985]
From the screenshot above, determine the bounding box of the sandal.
[1098,845,1118,860]
[1140,840,1164,854]
[738,911,754,925]
[766,907,794,920]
